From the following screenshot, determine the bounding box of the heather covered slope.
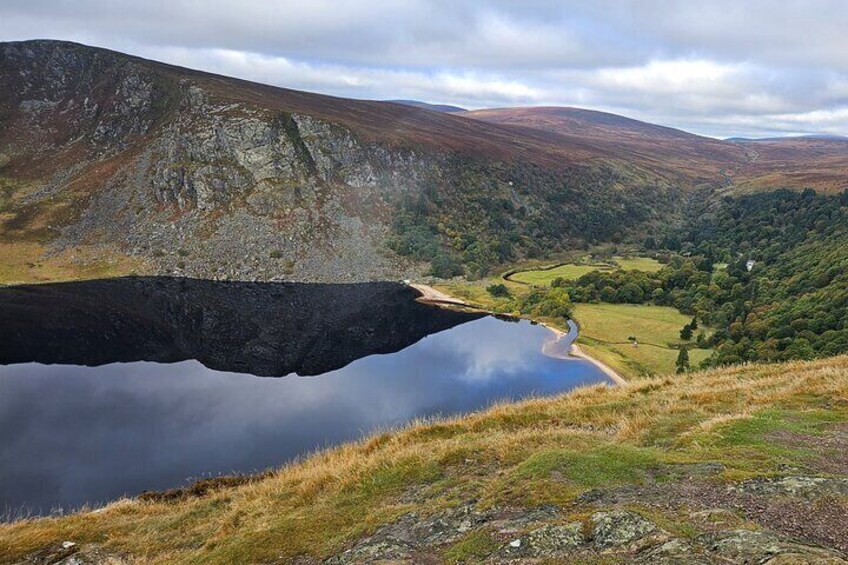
[462,106,748,183]
[733,137,848,194]
[2,356,846,563]
[464,106,848,194]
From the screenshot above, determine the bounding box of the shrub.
[486,283,510,298]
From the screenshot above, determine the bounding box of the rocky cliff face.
[1,41,448,281]
[114,82,441,282]
[0,40,683,282]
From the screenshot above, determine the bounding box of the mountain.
[1,40,846,283]
[0,40,680,282]
[464,106,848,194]
[387,99,466,113]
[461,106,746,178]
[727,134,848,142]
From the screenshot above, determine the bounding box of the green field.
[508,256,663,286]
[508,263,612,285]
[612,256,664,272]
[573,303,712,378]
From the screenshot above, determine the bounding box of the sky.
[2,0,847,138]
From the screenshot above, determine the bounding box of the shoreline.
[409,283,628,386]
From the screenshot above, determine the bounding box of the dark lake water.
[0,277,609,517]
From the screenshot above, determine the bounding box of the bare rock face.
[15,542,128,565]
[591,509,660,550]
[322,492,848,564]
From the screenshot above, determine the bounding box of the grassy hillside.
[3,356,846,563]
[0,243,143,285]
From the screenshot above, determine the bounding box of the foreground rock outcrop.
[322,475,848,564]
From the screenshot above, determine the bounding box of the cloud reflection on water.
[0,317,607,517]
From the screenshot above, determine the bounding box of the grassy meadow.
[508,256,663,287]
[572,303,712,378]
[612,256,664,272]
[508,263,612,285]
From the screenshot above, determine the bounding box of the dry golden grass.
[0,242,144,285]
[2,356,846,564]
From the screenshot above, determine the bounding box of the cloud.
[1,0,847,137]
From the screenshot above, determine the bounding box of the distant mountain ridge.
[387,99,466,113]
[1,40,847,282]
[727,134,848,142]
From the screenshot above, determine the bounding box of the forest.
[556,189,848,366]
[387,158,676,278]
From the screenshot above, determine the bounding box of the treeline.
[388,157,677,278]
[683,189,848,364]
[485,283,573,321]
[555,189,848,366]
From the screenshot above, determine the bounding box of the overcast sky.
[2,0,847,138]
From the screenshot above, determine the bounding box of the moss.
[442,529,499,563]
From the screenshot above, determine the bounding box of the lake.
[0,277,609,517]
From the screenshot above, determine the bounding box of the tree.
[676,347,690,373]
[429,252,463,278]
[615,282,645,304]
[680,324,693,340]
[689,317,698,330]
